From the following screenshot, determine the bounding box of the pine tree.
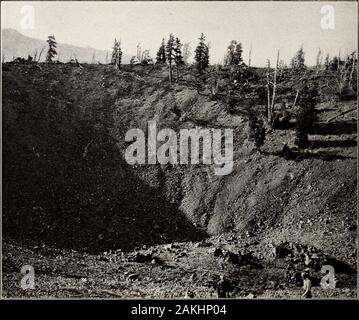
[117,42,122,68]
[234,42,243,65]
[111,39,118,65]
[45,35,57,63]
[110,39,122,68]
[174,37,184,81]
[225,40,243,66]
[194,33,209,74]
[290,47,306,70]
[324,54,330,70]
[166,34,176,83]
[174,38,184,65]
[156,38,167,64]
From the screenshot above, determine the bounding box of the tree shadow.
[309,139,357,149]
[315,108,336,114]
[311,121,357,135]
[2,68,207,254]
[268,148,356,162]
[273,117,357,135]
[323,257,355,275]
[3,155,207,253]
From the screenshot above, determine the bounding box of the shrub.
[248,111,266,151]
[294,86,318,148]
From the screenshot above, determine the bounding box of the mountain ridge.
[1,28,132,64]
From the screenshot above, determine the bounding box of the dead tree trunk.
[169,61,172,84]
[248,45,252,67]
[292,89,299,108]
[349,52,356,90]
[338,49,341,70]
[176,63,179,82]
[270,50,279,121]
[266,60,272,125]
[37,47,44,62]
[266,50,279,127]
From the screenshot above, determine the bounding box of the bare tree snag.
[292,89,300,108]
[266,50,279,127]
[349,51,357,90]
[169,57,173,83]
[266,60,272,124]
[37,47,45,62]
[248,44,252,67]
[270,50,279,119]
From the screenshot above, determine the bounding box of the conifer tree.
[166,34,176,83]
[324,54,330,70]
[174,38,184,65]
[111,39,122,68]
[156,38,167,64]
[225,40,243,66]
[174,37,184,81]
[111,38,118,65]
[290,47,306,70]
[46,35,57,63]
[117,41,122,68]
[194,33,209,74]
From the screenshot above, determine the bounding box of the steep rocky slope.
[2,62,357,297]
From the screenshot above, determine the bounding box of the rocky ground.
[2,235,356,298]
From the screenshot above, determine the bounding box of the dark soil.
[2,63,357,298]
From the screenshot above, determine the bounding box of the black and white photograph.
[1,0,358,303]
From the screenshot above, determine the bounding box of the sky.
[1,1,357,66]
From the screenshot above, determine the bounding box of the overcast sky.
[1,1,357,66]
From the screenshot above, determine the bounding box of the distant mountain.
[1,28,132,64]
